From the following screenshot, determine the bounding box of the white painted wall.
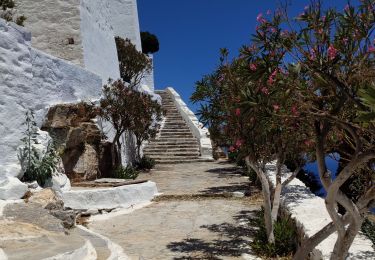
[80,0,121,82]
[0,20,102,199]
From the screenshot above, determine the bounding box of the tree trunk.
[245,156,275,243]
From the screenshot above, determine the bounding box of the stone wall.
[16,0,84,66]
[0,19,102,198]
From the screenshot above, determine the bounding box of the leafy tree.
[99,80,163,167]
[115,37,151,85]
[141,31,160,54]
[192,1,375,258]
[131,91,163,161]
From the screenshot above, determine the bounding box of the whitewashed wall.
[0,20,102,199]
[80,0,121,82]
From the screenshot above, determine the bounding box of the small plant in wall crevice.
[18,110,59,186]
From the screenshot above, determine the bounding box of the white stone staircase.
[144,90,213,164]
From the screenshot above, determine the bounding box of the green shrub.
[135,155,156,171]
[252,209,297,258]
[362,218,375,248]
[112,165,139,180]
[18,110,58,186]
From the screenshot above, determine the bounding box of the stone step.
[146,152,200,157]
[154,138,198,143]
[150,155,201,160]
[155,158,215,164]
[160,129,191,132]
[145,144,199,149]
[144,148,199,153]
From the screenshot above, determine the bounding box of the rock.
[63,144,99,182]
[28,188,64,210]
[0,177,28,200]
[43,103,104,182]
[26,181,40,190]
[232,191,245,198]
[43,103,97,128]
[49,209,76,229]
[44,160,71,192]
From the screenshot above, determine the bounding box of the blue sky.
[137,0,349,112]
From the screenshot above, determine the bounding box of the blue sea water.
[304,154,375,213]
[303,154,340,197]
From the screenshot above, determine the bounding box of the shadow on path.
[167,209,260,259]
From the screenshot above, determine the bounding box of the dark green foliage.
[18,110,58,186]
[115,37,151,85]
[140,31,159,54]
[99,79,163,166]
[361,218,375,247]
[252,209,297,258]
[112,165,139,180]
[135,155,156,171]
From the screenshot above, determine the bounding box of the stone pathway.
[89,161,262,259]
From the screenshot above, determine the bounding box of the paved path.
[89,161,262,259]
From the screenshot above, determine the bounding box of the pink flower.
[267,77,274,85]
[345,4,350,11]
[270,27,277,33]
[257,13,266,23]
[267,9,272,15]
[309,49,316,60]
[291,105,299,116]
[343,38,349,44]
[304,140,313,147]
[261,87,269,95]
[327,44,338,60]
[273,104,280,112]
[321,16,326,22]
[235,139,243,148]
[235,108,241,116]
[368,46,375,53]
[229,146,236,152]
[317,28,323,34]
[249,63,257,71]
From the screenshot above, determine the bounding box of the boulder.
[0,177,28,200]
[28,188,64,210]
[43,103,104,182]
[70,144,99,181]
[43,103,98,128]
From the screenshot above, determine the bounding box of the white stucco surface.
[62,181,158,210]
[0,20,102,199]
[264,162,375,260]
[80,0,120,82]
[166,87,213,159]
